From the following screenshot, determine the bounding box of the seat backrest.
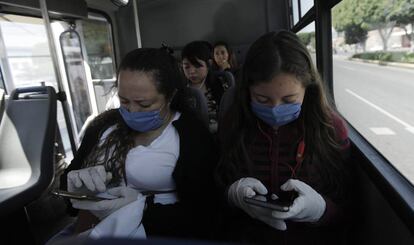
[223,71,235,88]
[183,87,209,128]
[214,70,235,90]
[0,86,57,217]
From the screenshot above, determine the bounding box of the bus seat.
[184,87,209,128]
[214,70,235,89]
[223,71,235,88]
[0,86,57,217]
[218,86,236,128]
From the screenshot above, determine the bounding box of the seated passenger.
[181,41,227,133]
[56,48,219,241]
[212,41,239,77]
[215,31,351,244]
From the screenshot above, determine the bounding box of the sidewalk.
[349,57,414,69]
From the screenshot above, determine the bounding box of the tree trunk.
[379,27,388,51]
[378,23,395,52]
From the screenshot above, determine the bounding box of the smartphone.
[51,190,114,202]
[243,194,291,212]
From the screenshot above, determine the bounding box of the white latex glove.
[271,179,326,223]
[71,186,141,220]
[228,177,287,230]
[67,165,112,193]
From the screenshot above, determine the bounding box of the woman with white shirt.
[57,48,219,241]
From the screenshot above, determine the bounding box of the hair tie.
[160,43,174,55]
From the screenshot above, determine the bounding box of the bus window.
[300,0,313,16]
[0,14,73,161]
[80,14,117,113]
[0,15,55,89]
[332,0,414,185]
[291,0,300,26]
[60,30,93,133]
[297,21,315,54]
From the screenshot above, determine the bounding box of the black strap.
[141,190,176,196]
[143,190,176,207]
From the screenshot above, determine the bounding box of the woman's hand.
[271,179,326,223]
[218,59,231,70]
[228,177,287,230]
[67,165,112,193]
[71,186,142,220]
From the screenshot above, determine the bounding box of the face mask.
[251,101,301,127]
[119,106,165,132]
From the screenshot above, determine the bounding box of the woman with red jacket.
[216,30,352,244]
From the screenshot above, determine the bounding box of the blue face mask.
[251,101,301,127]
[119,106,165,132]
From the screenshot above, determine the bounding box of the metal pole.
[132,0,142,48]
[39,0,77,155]
[315,0,333,96]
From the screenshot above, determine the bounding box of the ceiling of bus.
[86,0,119,12]
[85,0,288,48]
[136,0,288,48]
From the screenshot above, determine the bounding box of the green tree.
[297,32,311,46]
[333,0,358,31]
[297,32,315,51]
[390,0,414,52]
[333,0,368,50]
[344,25,368,51]
[359,0,396,51]
[333,0,397,51]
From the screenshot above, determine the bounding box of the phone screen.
[243,194,292,212]
[51,190,113,202]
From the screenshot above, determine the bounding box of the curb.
[349,58,414,69]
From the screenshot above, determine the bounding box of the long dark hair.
[181,40,212,68]
[83,48,187,184]
[217,31,346,197]
[182,40,220,90]
[213,41,238,70]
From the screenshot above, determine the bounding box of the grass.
[352,51,414,64]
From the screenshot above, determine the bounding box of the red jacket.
[220,113,351,245]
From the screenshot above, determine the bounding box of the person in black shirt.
[181,41,227,133]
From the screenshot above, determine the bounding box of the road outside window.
[332,0,414,185]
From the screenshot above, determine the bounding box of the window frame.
[59,29,94,133]
[87,9,118,71]
[80,15,117,82]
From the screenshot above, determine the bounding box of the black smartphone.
[243,194,292,212]
[51,190,113,202]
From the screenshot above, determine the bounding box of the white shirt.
[100,112,181,204]
[125,112,180,204]
[88,112,181,239]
